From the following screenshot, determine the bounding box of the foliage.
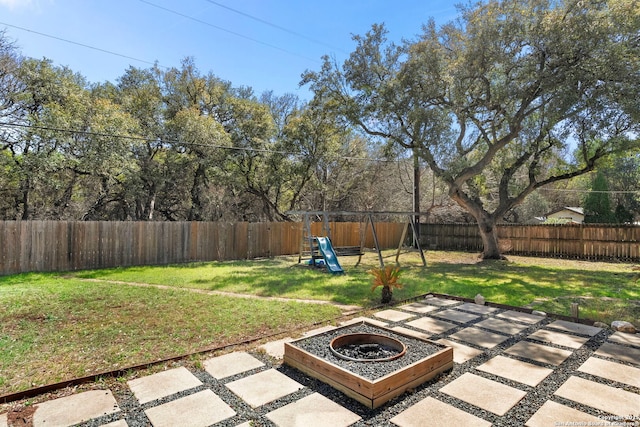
[584,172,615,223]
[303,0,640,258]
[368,265,403,303]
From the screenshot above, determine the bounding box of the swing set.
[286,210,427,270]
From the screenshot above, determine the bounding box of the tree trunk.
[381,286,393,304]
[477,215,504,260]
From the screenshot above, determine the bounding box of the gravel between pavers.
[26,301,640,427]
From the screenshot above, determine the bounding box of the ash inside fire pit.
[330,333,406,362]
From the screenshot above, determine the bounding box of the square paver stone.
[144,389,235,427]
[266,392,361,427]
[595,342,640,366]
[398,302,439,314]
[554,376,640,417]
[433,309,480,324]
[303,325,338,337]
[259,337,294,359]
[545,319,602,337]
[608,331,640,348]
[390,396,491,427]
[406,317,457,335]
[578,357,640,388]
[436,339,484,364]
[475,318,529,335]
[128,367,202,404]
[528,329,590,349]
[504,341,573,366]
[374,309,415,322]
[0,413,7,427]
[32,390,120,426]
[497,310,544,324]
[422,297,460,307]
[525,400,603,427]
[449,327,509,349]
[226,369,304,408]
[203,351,265,379]
[439,372,527,416]
[340,317,388,327]
[102,421,128,427]
[477,355,553,387]
[391,326,432,340]
[454,302,499,315]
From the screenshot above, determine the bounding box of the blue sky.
[0,0,457,99]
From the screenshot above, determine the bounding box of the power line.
[0,122,401,163]
[0,22,165,69]
[138,0,320,63]
[203,0,349,54]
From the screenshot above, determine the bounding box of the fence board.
[1,221,639,275]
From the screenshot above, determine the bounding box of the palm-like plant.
[369,266,403,304]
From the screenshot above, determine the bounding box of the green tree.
[584,172,614,223]
[303,0,640,258]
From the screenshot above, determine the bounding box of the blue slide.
[315,236,344,274]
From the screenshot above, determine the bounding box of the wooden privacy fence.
[2,221,639,275]
[0,220,406,275]
[421,223,640,261]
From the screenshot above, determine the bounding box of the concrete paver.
[497,310,544,324]
[607,331,640,347]
[203,351,265,379]
[454,302,499,315]
[449,327,509,348]
[398,301,439,314]
[406,317,457,334]
[340,317,388,327]
[259,337,294,359]
[545,319,602,337]
[578,357,640,388]
[477,355,553,387]
[391,326,432,340]
[102,421,128,427]
[439,372,527,416]
[504,341,573,366]
[436,338,484,364]
[374,309,415,322]
[390,396,491,427]
[475,317,530,335]
[265,392,361,427]
[554,376,640,417]
[595,342,640,366]
[144,389,235,427]
[432,309,480,324]
[0,413,6,427]
[525,400,603,427]
[303,325,338,337]
[528,329,590,349]
[422,296,460,306]
[226,368,304,408]
[127,367,202,405]
[32,389,120,427]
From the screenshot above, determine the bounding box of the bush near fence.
[1,221,638,275]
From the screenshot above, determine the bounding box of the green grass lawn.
[1,250,638,396]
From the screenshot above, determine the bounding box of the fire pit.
[330,333,406,362]
[284,321,453,409]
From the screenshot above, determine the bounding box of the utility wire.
[0,122,401,163]
[203,0,349,54]
[138,0,320,63]
[0,22,165,69]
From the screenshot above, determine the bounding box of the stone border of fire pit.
[284,321,454,409]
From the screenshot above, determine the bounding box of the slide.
[315,236,344,274]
